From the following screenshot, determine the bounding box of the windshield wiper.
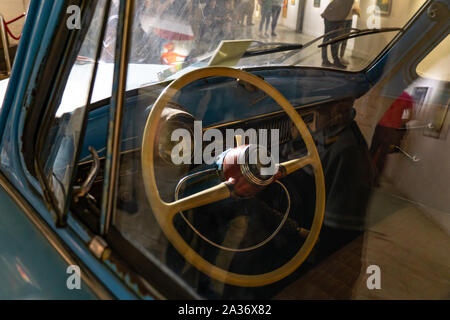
[243,42,304,58]
[318,27,404,48]
[271,27,403,65]
[248,28,361,63]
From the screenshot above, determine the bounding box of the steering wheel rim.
[141,67,325,287]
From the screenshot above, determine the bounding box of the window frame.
[19,0,200,299]
[22,0,99,226]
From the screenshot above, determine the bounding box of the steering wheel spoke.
[278,155,315,178]
[169,182,232,215]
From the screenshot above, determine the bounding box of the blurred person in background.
[321,0,356,69]
[215,0,234,39]
[258,0,272,37]
[200,0,231,48]
[223,0,235,38]
[234,0,244,25]
[339,0,360,65]
[370,91,414,185]
[270,0,283,37]
[239,0,255,26]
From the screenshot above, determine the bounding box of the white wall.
[0,0,29,46]
[279,0,301,30]
[302,0,332,37]
[354,0,426,59]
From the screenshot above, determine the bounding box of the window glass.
[73,0,449,300]
[416,34,450,81]
[116,0,427,88]
[40,1,110,214]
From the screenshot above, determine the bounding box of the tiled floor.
[235,21,315,44]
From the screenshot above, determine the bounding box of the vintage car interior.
[0,0,448,299]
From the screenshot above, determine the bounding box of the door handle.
[399,123,434,130]
[391,145,421,163]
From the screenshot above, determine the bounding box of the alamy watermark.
[66,5,81,30]
[366,5,382,29]
[66,264,381,291]
[366,265,381,290]
[170,121,280,175]
[66,265,81,290]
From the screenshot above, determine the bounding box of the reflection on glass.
[66,0,449,300]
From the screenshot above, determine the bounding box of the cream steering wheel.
[141,67,325,287]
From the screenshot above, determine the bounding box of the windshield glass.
[63,0,450,301]
[98,0,429,86]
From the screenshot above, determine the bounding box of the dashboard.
[79,67,369,163]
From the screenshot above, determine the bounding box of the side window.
[414,34,449,139]
[369,33,450,237]
[38,1,111,215]
[416,34,449,82]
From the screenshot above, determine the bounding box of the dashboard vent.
[214,111,316,146]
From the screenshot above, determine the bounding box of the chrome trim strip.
[77,147,141,167]
[203,104,322,131]
[101,0,135,235]
[175,172,291,253]
[239,145,275,187]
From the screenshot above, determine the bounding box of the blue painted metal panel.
[0,0,138,300]
[0,0,41,133]
[0,185,95,299]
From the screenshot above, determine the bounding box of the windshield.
[92,0,428,86]
[39,0,450,300]
[72,0,429,100]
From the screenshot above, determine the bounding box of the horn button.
[219,145,278,198]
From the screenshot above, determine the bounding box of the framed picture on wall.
[314,0,320,8]
[424,98,450,140]
[412,87,429,115]
[283,0,288,18]
[376,0,393,16]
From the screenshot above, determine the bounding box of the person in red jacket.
[370,91,414,184]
